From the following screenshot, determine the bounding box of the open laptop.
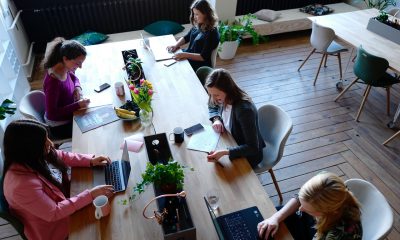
[147,35,177,61]
[204,197,266,240]
[93,141,131,192]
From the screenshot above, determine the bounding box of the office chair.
[345,179,393,240]
[211,47,218,68]
[298,22,348,86]
[0,177,27,239]
[334,46,400,121]
[196,66,213,86]
[255,104,293,204]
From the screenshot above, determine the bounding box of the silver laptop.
[148,35,176,61]
[93,141,131,192]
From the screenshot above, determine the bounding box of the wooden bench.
[236,3,359,36]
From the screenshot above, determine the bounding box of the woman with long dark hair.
[167,0,219,71]
[2,120,113,240]
[205,68,265,167]
[257,172,362,240]
[43,37,90,139]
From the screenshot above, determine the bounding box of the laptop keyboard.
[224,213,254,240]
[105,161,123,192]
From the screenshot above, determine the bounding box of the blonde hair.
[299,172,361,239]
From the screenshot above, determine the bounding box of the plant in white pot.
[218,14,262,60]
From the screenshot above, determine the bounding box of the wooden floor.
[2,31,400,239]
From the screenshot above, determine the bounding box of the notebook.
[93,141,131,192]
[204,197,266,240]
[148,35,176,61]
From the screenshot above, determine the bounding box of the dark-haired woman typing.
[43,37,90,139]
[2,120,114,240]
[167,0,219,72]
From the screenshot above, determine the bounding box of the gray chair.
[0,178,27,239]
[255,104,293,204]
[298,22,348,86]
[196,66,213,86]
[345,179,393,240]
[211,47,218,68]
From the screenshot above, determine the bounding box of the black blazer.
[209,100,266,167]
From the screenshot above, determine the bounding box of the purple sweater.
[43,71,81,121]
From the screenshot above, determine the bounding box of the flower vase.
[139,108,153,127]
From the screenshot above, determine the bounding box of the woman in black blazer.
[206,69,265,168]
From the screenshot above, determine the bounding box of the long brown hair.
[190,0,218,31]
[299,172,361,239]
[205,68,250,105]
[43,37,86,69]
[2,120,69,196]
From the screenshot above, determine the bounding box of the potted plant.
[218,13,263,60]
[0,99,16,120]
[352,0,396,10]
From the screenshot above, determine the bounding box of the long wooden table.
[69,36,292,239]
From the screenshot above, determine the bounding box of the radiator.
[16,0,192,51]
[236,0,342,15]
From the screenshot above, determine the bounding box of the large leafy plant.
[0,99,16,120]
[218,14,262,46]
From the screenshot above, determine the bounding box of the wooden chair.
[334,46,400,121]
[383,130,400,145]
[298,21,348,86]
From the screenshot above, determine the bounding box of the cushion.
[144,20,184,36]
[72,31,108,46]
[254,9,281,22]
[300,4,334,16]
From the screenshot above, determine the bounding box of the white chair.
[19,90,46,123]
[345,179,393,240]
[211,47,218,68]
[255,104,293,204]
[298,22,348,86]
[388,8,400,18]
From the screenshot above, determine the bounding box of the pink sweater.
[43,71,81,122]
[4,150,93,240]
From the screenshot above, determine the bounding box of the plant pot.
[366,18,400,45]
[218,40,239,60]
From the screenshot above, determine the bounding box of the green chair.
[334,46,400,122]
[196,66,213,86]
[0,177,27,239]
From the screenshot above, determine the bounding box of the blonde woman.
[258,172,362,240]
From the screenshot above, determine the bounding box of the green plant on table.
[0,99,16,120]
[376,10,389,22]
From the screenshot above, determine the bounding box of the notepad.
[187,125,220,153]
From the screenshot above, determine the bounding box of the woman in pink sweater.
[2,120,114,240]
[43,37,90,139]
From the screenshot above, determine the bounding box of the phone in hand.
[184,123,204,136]
[94,83,111,93]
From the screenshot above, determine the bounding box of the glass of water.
[206,189,220,211]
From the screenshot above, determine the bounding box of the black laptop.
[93,142,131,192]
[204,197,265,240]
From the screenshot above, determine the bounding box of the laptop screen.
[204,197,225,240]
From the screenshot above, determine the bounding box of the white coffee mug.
[93,195,111,220]
[114,81,125,96]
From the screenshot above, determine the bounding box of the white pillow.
[254,9,281,22]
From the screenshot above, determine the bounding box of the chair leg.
[383,130,400,145]
[324,54,328,67]
[337,52,343,80]
[356,85,372,122]
[313,54,326,86]
[269,169,283,205]
[298,49,316,71]
[386,87,391,116]
[334,77,358,102]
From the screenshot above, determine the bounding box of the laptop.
[93,141,131,192]
[204,197,266,240]
[148,35,176,61]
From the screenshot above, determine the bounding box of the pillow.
[254,9,281,22]
[72,31,109,46]
[144,20,184,36]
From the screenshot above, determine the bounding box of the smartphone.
[184,123,204,136]
[94,83,111,93]
[163,59,176,67]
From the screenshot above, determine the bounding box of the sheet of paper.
[120,133,144,153]
[187,125,220,153]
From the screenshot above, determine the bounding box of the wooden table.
[69,36,292,239]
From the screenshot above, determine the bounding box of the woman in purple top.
[43,38,90,139]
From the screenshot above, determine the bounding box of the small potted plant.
[218,13,263,60]
[0,99,16,120]
[124,57,143,82]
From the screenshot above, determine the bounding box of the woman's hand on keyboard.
[90,155,112,167]
[89,185,115,198]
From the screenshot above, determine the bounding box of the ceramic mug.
[169,127,184,143]
[114,81,125,96]
[93,195,111,220]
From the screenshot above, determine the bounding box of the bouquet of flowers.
[128,79,153,112]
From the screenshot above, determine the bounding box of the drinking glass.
[206,189,220,211]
